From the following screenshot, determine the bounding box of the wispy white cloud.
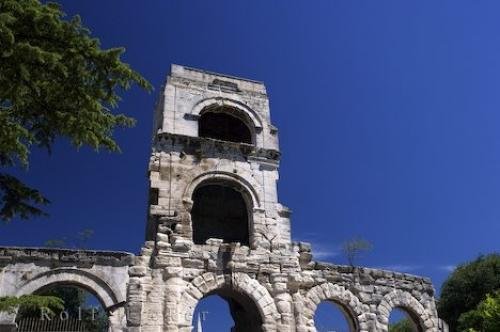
[310,241,341,260]
[294,235,340,261]
[438,265,456,272]
[374,264,458,274]
[313,249,339,260]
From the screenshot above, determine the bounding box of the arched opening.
[314,300,357,332]
[388,307,422,332]
[199,107,253,144]
[192,288,263,332]
[16,284,109,332]
[191,183,250,245]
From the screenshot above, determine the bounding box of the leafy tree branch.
[0,0,152,222]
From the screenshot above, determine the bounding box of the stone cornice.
[155,132,281,163]
[0,247,135,267]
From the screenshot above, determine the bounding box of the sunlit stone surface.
[0,65,448,332]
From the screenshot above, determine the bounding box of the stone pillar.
[271,273,294,331]
[0,312,17,332]
[438,319,449,332]
[163,273,186,332]
[108,306,126,332]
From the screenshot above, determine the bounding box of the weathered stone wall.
[0,247,133,331]
[0,245,441,332]
[123,238,440,332]
[0,65,446,332]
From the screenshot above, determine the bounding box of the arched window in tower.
[191,183,250,245]
[199,106,253,144]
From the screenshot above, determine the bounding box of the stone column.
[163,273,186,332]
[0,312,17,332]
[271,273,294,331]
[108,306,126,332]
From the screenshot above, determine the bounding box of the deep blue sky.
[3,1,500,328]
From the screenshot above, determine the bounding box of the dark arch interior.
[314,300,357,332]
[199,110,252,144]
[191,184,250,245]
[193,288,263,332]
[389,307,422,332]
[16,284,109,332]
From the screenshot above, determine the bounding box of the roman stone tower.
[0,65,448,332]
[146,64,290,252]
[130,64,297,331]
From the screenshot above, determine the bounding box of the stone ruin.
[0,65,449,331]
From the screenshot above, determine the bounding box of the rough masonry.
[0,65,448,332]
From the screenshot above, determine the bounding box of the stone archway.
[302,283,367,332]
[376,290,434,332]
[191,184,251,245]
[183,171,261,209]
[190,97,263,131]
[182,171,263,248]
[199,108,253,144]
[176,272,279,332]
[16,268,126,331]
[16,268,123,307]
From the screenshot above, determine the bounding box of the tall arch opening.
[16,284,109,332]
[199,106,253,144]
[191,182,250,245]
[388,307,423,332]
[314,300,357,332]
[192,288,263,332]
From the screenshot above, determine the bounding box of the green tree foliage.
[40,286,86,318]
[389,318,416,332]
[0,0,152,222]
[438,253,500,331]
[0,295,63,315]
[457,291,500,332]
[342,237,373,266]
